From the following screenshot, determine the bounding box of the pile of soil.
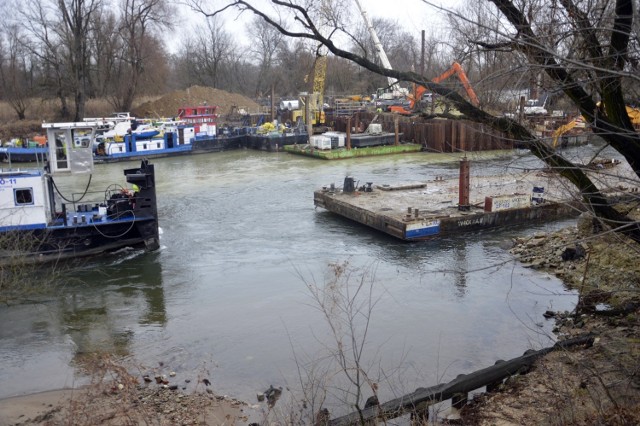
[461,211,640,425]
[132,86,262,119]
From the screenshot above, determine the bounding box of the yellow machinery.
[552,105,640,147]
[625,105,640,128]
[292,54,327,127]
[552,119,582,148]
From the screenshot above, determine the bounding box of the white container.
[279,100,299,110]
[367,123,383,134]
[310,135,332,150]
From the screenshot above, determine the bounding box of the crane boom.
[353,0,398,89]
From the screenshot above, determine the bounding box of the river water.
[0,149,579,411]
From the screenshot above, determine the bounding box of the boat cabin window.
[14,188,34,205]
[51,130,70,171]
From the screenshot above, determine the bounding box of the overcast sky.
[169,0,458,52]
[360,0,455,35]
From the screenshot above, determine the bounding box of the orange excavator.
[389,62,479,114]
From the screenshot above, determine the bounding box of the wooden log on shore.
[328,334,594,425]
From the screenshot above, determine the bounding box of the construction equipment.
[389,62,479,114]
[552,117,584,148]
[354,0,408,105]
[552,104,640,148]
[289,0,337,131]
[291,48,328,131]
[625,105,640,128]
[431,62,480,106]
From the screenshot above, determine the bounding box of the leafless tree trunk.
[0,25,34,120]
[57,0,102,121]
[113,0,173,112]
[20,0,72,119]
[88,8,120,98]
[248,17,284,98]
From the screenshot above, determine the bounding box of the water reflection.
[59,252,166,358]
[453,240,469,297]
[0,252,167,398]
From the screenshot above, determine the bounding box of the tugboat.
[0,121,160,264]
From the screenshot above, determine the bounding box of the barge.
[191,127,248,153]
[245,130,308,151]
[314,158,582,241]
[285,143,422,159]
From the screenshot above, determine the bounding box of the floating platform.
[314,171,582,241]
[191,134,245,153]
[284,143,422,160]
[245,132,308,151]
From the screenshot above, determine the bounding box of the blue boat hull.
[0,147,48,163]
[95,144,193,163]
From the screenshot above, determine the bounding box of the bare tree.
[277,39,315,96]
[195,0,640,243]
[111,0,174,112]
[181,18,236,89]
[0,25,35,120]
[248,16,285,97]
[56,0,103,120]
[446,0,523,110]
[20,0,73,118]
[88,8,121,98]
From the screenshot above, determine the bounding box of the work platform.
[285,143,422,159]
[314,170,582,241]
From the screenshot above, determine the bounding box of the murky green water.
[0,149,579,407]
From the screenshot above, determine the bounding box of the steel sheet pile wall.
[331,113,512,152]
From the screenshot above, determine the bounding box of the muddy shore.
[461,212,640,425]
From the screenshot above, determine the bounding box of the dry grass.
[0,96,163,141]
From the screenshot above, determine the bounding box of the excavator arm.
[432,62,480,107]
[390,62,479,114]
[552,120,578,148]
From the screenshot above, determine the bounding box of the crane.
[291,22,329,131]
[291,52,327,130]
[353,0,407,101]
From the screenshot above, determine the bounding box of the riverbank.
[0,352,252,426]
[0,379,249,426]
[461,211,640,425]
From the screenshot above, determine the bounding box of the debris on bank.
[460,211,640,425]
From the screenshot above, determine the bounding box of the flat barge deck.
[285,143,422,159]
[314,168,582,241]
